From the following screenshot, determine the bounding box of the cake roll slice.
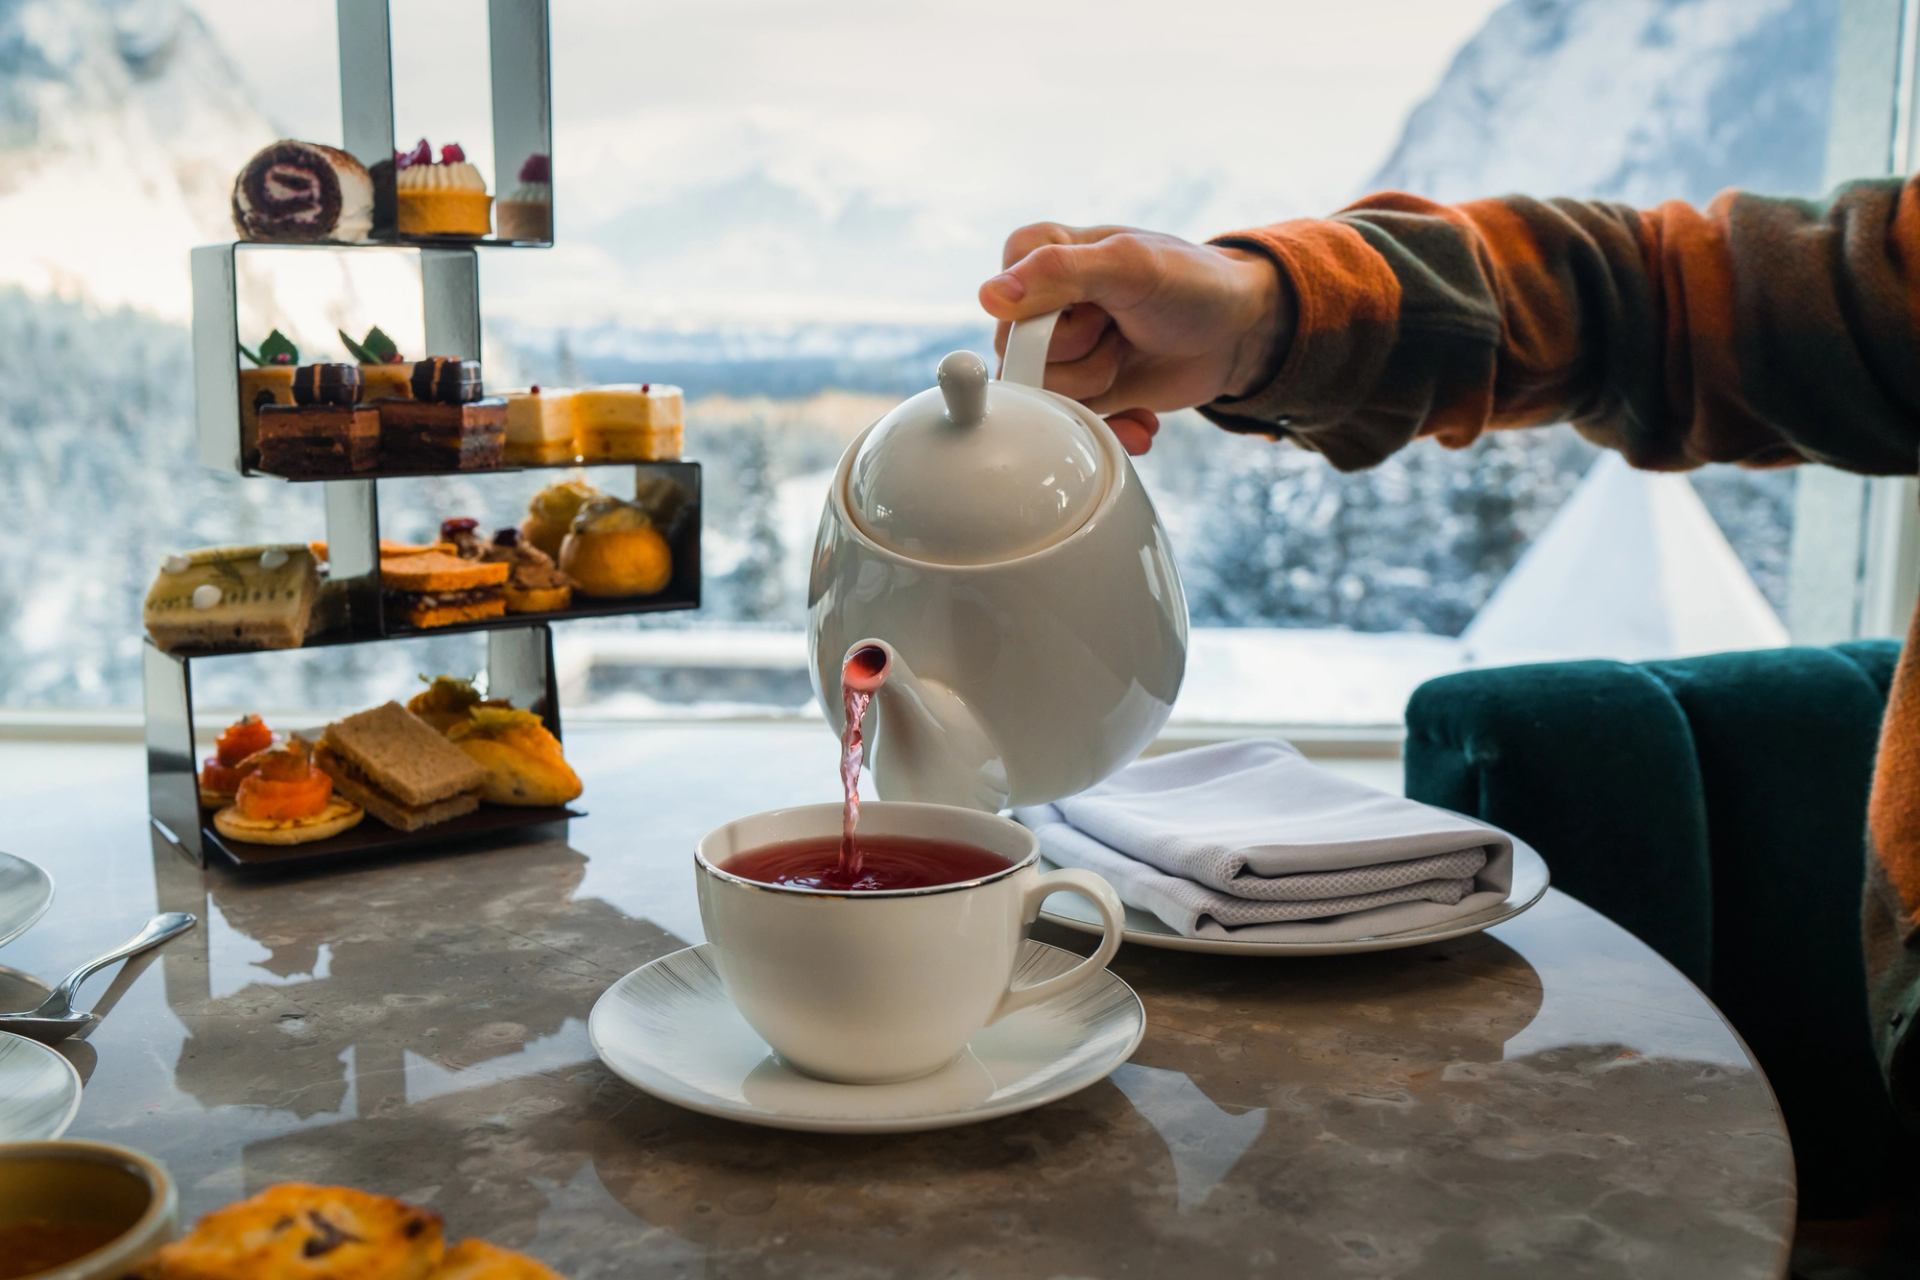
[232,140,374,242]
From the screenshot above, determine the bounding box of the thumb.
[979,236,1154,322]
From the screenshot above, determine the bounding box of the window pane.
[0,0,1890,724]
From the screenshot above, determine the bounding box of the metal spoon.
[0,911,196,1043]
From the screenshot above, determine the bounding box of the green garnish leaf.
[256,329,298,366]
[237,341,260,365]
[339,326,403,364]
[363,326,402,362]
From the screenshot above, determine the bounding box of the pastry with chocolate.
[496,152,552,242]
[231,140,373,242]
[395,139,492,237]
[236,330,298,469]
[376,357,506,470]
[380,548,508,629]
[340,325,414,401]
[256,363,379,477]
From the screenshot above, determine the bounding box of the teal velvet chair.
[1404,640,1901,1215]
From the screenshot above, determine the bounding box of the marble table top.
[0,725,1792,1278]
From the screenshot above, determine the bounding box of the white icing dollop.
[163,554,191,574]
[259,547,289,570]
[191,584,222,610]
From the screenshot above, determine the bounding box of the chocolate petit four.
[394,139,492,237]
[256,363,379,477]
[143,544,320,653]
[575,383,684,462]
[340,325,413,402]
[496,152,552,241]
[503,385,577,465]
[231,140,373,242]
[376,358,506,470]
[236,329,298,469]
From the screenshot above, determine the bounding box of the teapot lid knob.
[936,350,989,428]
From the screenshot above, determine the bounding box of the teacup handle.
[1000,309,1064,389]
[989,868,1125,1024]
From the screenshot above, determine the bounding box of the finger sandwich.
[316,702,486,831]
[380,548,509,629]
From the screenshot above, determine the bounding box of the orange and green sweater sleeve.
[1202,178,1920,477]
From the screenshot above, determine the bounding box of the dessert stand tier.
[146,0,690,872]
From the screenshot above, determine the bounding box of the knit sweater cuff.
[1199,220,1402,471]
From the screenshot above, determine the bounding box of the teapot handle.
[1000,309,1064,389]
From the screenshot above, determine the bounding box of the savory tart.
[212,739,365,846]
[448,707,582,807]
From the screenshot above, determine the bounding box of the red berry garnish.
[492,527,521,547]
[271,353,293,364]
[530,384,541,394]
[440,142,466,164]
[441,517,479,539]
[518,153,551,183]
[397,138,431,169]
[386,353,405,362]
[641,383,651,393]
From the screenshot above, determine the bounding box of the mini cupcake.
[496,153,552,242]
[394,139,491,237]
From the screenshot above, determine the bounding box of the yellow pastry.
[503,386,578,465]
[431,1239,564,1279]
[448,707,582,807]
[142,1182,444,1279]
[559,497,672,598]
[574,383,683,462]
[406,674,509,733]
[395,140,491,237]
[521,478,604,559]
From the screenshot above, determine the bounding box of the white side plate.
[0,852,53,951]
[0,1031,82,1141]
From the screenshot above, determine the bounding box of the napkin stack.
[1015,740,1519,942]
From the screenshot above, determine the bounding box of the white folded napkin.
[1014,739,1519,943]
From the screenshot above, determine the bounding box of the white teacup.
[696,802,1125,1084]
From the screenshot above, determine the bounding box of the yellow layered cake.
[574,383,684,462]
[504,385,578,465]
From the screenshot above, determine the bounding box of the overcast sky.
[187,0,1501,323]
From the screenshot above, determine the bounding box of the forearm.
[1205,179,1920,475]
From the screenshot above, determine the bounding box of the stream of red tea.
[839,644,886,875]
[718,646,1014,891]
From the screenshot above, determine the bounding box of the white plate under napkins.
[0,1031,81,1141]
[589,940,1144,1133]
[0,852,53,950]
[1037,843,1550,956]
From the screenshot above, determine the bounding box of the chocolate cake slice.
[255,363,379,477]
[376,357,505,470]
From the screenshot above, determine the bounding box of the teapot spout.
[845,640,1009,811]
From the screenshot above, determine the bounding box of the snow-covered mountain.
[0,0,418,342]
[1369,0,1840,205]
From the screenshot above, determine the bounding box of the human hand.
[979,224,1290,454]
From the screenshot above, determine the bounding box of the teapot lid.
[846,317,1107,565]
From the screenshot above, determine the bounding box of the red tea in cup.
[722,835,1012,892]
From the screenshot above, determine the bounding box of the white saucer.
[590,940,1144,1133]
[0,1031,81,1141]
[0,852,53,950]
[1038,844,1550,956]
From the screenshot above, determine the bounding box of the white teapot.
[808,310,1188,810]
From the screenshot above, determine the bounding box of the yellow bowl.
[0,1141,175,1279]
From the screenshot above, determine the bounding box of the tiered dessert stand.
[144,0,701,871]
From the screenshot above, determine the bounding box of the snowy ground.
[563,626,1471,728]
